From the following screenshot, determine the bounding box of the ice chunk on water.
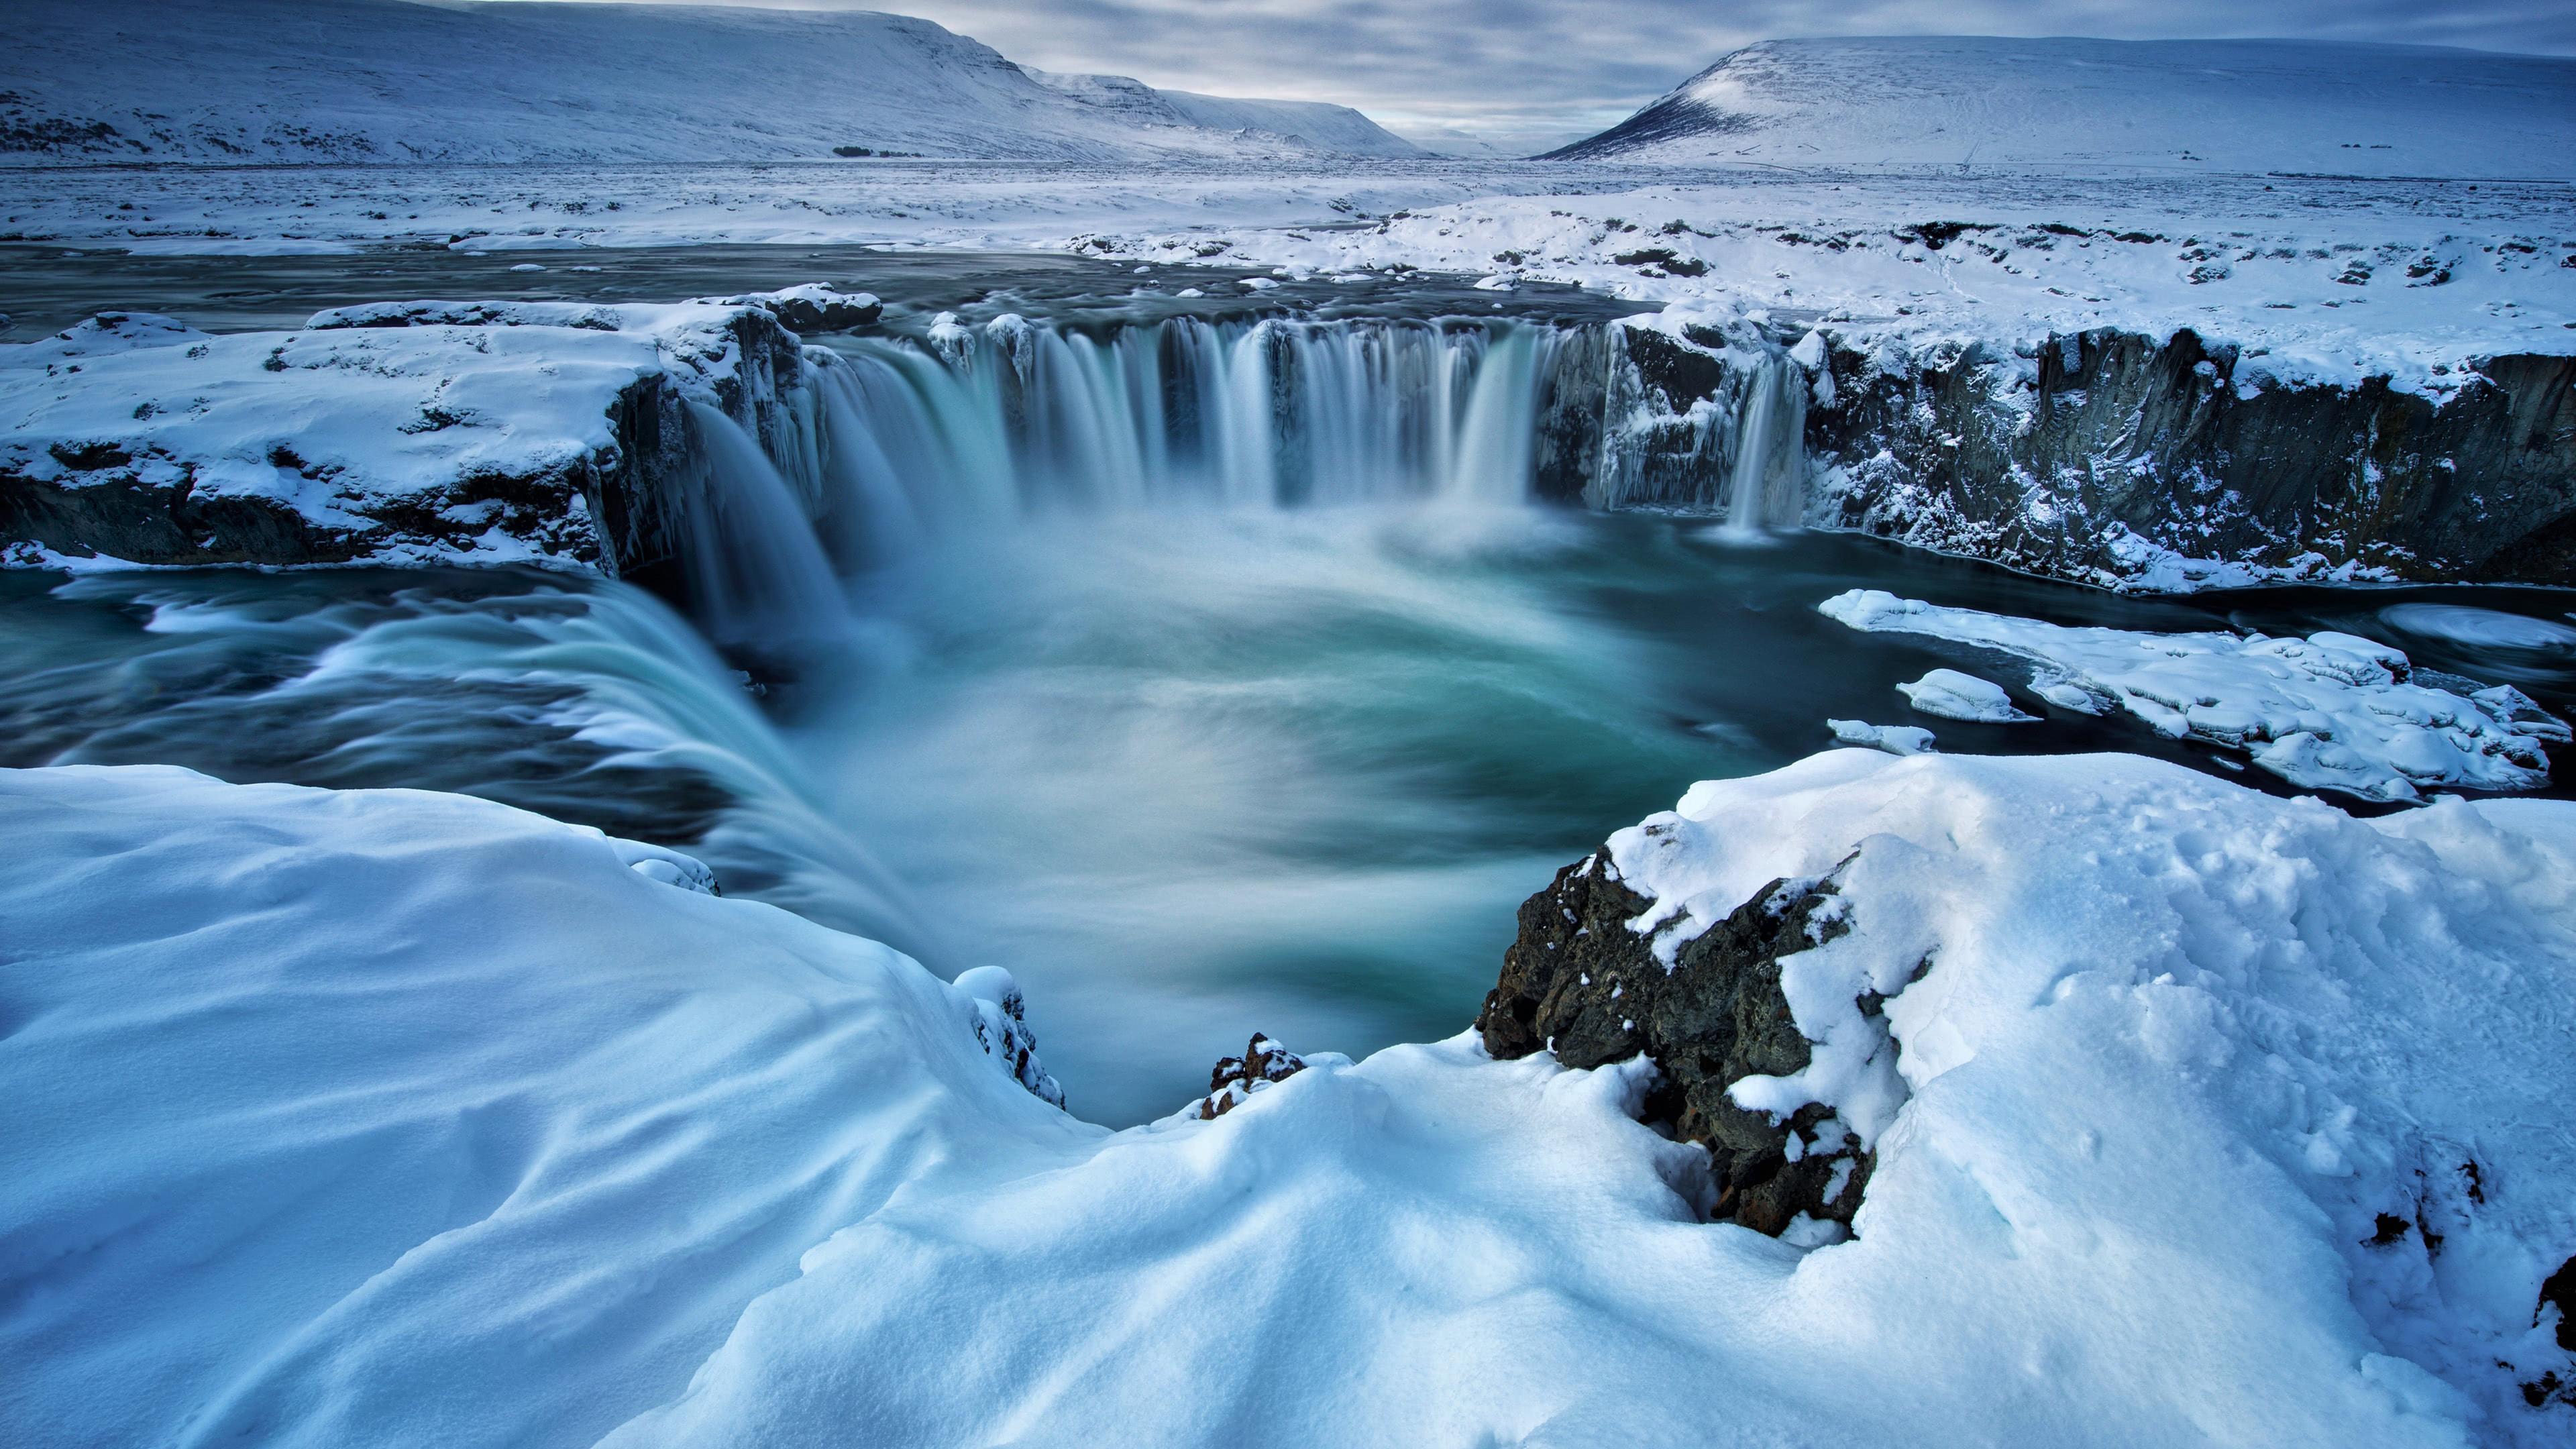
[1898,667,2039,722]
[1821,587,2569,800]
[1828,718,1938,755]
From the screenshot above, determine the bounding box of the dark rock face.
[1195,1034,1307,1119]
[0,307,806,586]
[1532,319,2576,588]
[0,441,608,570]
[1812,329,2576,586]
[1476,850,1880,1235]
[2524,1258,2576,1410]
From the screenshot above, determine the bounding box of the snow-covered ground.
[9,755,2573,1445]
[1548,36,2576,176]
[6,161,2567,399]
[0,0,1421,165]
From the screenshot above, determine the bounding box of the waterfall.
[676,401,855,647]
[639,314,1577,649]
[1720,352,1809,535]
[728,317,1554,577]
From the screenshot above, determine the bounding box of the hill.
[0,0,1423,165]
[1546,36,2576,178]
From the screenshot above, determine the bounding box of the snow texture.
[1550,37,2576,176]
[0,0,1420,166]
[0,297,810,570]
[0,764,1101,1449]
[1824,588,2572,801]
[15,756,2572,1444]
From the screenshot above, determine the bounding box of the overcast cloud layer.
[527,0,2576,151]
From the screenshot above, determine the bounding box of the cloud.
[507,0,2576,153]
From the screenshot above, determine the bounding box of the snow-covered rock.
[0,295,836,573]
[0,0,1421,166]
[9,756,2576,1444]
[1829,718,1938,755]
[1823,588,2571,800]
[1548,36,2576,176]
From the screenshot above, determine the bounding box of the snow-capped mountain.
[1548,36,2576,177]
[0,0,1423,165]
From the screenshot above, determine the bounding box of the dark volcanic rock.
[1476,849,1884,1235]
[1534,317,2576,588]
[1811,329,2576,587]
[1195,1033,1307,1119]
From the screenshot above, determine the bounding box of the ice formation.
[1823,588,2571,800]
[1828,718,1938,755]
[1895,667,2037,723]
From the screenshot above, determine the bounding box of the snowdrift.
[1549,36,2576,178]
[0,0,1421,165]
[6,757,2574,1445]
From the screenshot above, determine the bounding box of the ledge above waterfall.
[0,294,831,572]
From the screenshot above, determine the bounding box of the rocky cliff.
[1551,317,2576,590]
[0,292,875,586]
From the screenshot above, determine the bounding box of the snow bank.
[604,751,2576,1446]
[1824,588,2571,801]
[0,764,1095,1449]
[9,757,2575,1444]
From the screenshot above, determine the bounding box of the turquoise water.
[9,511,2571,1123]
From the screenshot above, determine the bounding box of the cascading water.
[1721,352,1809,536]
[13,297,2576,1128]
[696,314,1564,597]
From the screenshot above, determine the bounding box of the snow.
[19,755,2571,1444]
[1823,588,2572,801]
[0,763,1097,1449]
[0,297,809,570]
[1550,37,2576,176]
[1897,667,2037,723]
[0,0,1421,164]
[1829,718,1938,755]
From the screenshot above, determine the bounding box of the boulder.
[1476,851,1886,1235]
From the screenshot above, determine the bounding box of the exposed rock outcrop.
[1811,328,2576,588]
[1195,1034,1307,1119]
[0,301,822,588]
[1540,316,2576,589]
[1476,850,1882,1236]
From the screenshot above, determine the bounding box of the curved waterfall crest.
[656,311,1823,638]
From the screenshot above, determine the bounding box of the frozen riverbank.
[7,755,2573,1445]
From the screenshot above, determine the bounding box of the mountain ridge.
[0,0,1424,165]
[1546,36,2576,177]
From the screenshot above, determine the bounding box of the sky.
[523,1,2576,153]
